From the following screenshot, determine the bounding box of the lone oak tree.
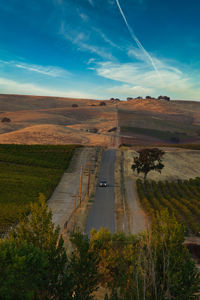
[132,148,165,180]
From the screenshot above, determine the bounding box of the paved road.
[86,149,116,235]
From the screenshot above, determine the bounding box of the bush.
[1,117,11,122]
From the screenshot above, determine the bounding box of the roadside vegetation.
[0,197,199,299]
[0,144,78,235]
[137,177,200,235]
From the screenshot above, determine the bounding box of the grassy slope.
[119,99,200,144]
[0,144,79,233]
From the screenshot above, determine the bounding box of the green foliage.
[8,195,68,300]
[90,228,138,299]
[91,212,200,300]
[132,148,165,180]
[0,198,200,299]
[69,232,100,300]
[0,240,48,300]
[0,144,78,234]
[140,210,200,300]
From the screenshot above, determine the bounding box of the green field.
[137,178,200,235]
[0,144,79,234]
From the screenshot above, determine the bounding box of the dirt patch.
[48,147,98,232]
[115,150,148,235]
[114,150,129,233]
[125,178,149,235]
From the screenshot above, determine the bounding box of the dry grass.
[124,147,200,181]
[0,94,117,146]
[0,124,111,146]
[1,94,200,147]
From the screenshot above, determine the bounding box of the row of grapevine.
[136,178,200,235]
[0,144,79,235]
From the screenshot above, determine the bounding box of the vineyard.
[136,177,200,235]
[0,144,79,235]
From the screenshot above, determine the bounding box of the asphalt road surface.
[86,149,116,235]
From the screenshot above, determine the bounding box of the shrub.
[1,117,11,122]
[72,104,78,108]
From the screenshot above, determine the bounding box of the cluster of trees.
[127,96,170,101]
[136,178,200,235]
[1,195,200,299]
[110,98,120,102]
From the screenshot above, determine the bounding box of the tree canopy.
[0,194,199,299]
[132,148,165,180]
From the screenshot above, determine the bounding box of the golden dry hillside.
[0,94,200,146]
[0,94,117,146]
[119,99,200,145]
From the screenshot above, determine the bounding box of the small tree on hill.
[132,148,165,180]
[1,117,11,122]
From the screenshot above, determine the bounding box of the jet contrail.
[115,0,162,82]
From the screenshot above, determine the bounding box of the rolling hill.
[0,94,200,146]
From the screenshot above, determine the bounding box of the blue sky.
[0,0,200,100]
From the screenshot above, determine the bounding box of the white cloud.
[0,77,95,98]
[128,47,182,75]
[0,60,70,77]
[94,52,200,100]
[107,84,154,96]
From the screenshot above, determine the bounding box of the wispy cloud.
[60,23,114,60]
[107,84,154,96]
[115,0,162,83]
[0,77,95,98]
[87,58,96,64]
[92,27,121,49]
[79,12,89,22]
[0,60,70,77]
[94,53,200,100]
[88,0,94,7]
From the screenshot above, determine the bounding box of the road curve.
[86,149,116,235]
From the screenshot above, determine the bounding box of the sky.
[0,0,200,100]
